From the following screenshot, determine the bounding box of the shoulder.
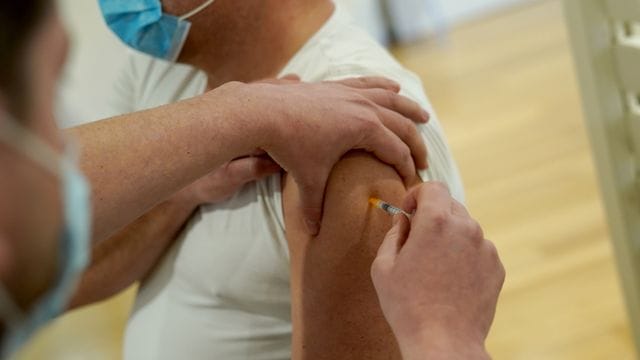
[293,10,426,101]
[283,151,420,244]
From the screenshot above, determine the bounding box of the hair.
[0,0,51,119]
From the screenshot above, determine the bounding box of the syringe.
[369,197,413,219]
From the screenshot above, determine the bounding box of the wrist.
[208,81,279,155]
[166,188,200,214]
[398,327,490,360]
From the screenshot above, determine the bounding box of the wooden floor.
[16,0,636,359]
[394,0,636,358]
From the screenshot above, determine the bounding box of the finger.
[401,184,421,213]
[296,171,331,236]
[330,76,401,93]
[462,216,485,246]
[414,182,452,217]
[404,182,454,237]
[377,215,411,260]
[359,88,429,124]
[450,200,485,243]
[225,156,282,183]
[361,123,416,184]
[492,242,506,287]
[375,106,428,170]
[451,198,470,217]
[280,74,301,81]
[258,75,300,85]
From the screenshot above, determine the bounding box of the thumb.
[296,173,330,236]
[226,156,282,183]
[377,215,411,260]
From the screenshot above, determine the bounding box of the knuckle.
[428,210,451,231]
[405,119,418,138]
[421,181,447,197]
[498,260,506,282]
[485,241,503,268]
[467,219,485,242]
[485,240,498,255]
[361,114,381,133]
[370,258,390,280]
[431,181,449,192]
[399,145,412,163]
[499,261,506,284]
[352,92,373,107]
[355,77,368,87]
[489,242,506,286]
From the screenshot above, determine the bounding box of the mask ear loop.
[179,0,216,20]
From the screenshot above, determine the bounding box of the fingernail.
[422,110,430,122]
[305,220,320,235]
[392,215,401,226]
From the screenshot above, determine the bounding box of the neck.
[190,1,335,89]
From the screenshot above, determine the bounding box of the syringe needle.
[369,197,412,219]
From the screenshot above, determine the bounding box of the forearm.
[68,193,197,309]
[69,83,268,242]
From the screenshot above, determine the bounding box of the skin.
[69,75,429,307]
[2,0,431,317]
[372,183,505,359]
[70,155,281,307]
[73,76,428,242]
[71,0,430,308]
[0,8,68,311]
[283,151,421,359]
[167,0,335,86]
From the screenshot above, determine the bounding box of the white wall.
[338,0,533,43]
[337,0,389,43]
[439,0,533,24]
[56,0,128,127]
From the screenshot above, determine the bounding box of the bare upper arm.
[283,151,421,359]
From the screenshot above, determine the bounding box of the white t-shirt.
[107,6,464,360]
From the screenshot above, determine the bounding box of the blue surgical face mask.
[99,0,216,61]
[0,113,91,358]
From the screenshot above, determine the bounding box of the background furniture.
[564,0,640,354]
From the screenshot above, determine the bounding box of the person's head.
[0,0,67,306]
[102,0,333,84]
[166,0,291,81]
[174,0,334,83]
[0,0,88,353]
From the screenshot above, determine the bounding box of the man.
[70,0,467,359]
[0,0,429,356]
